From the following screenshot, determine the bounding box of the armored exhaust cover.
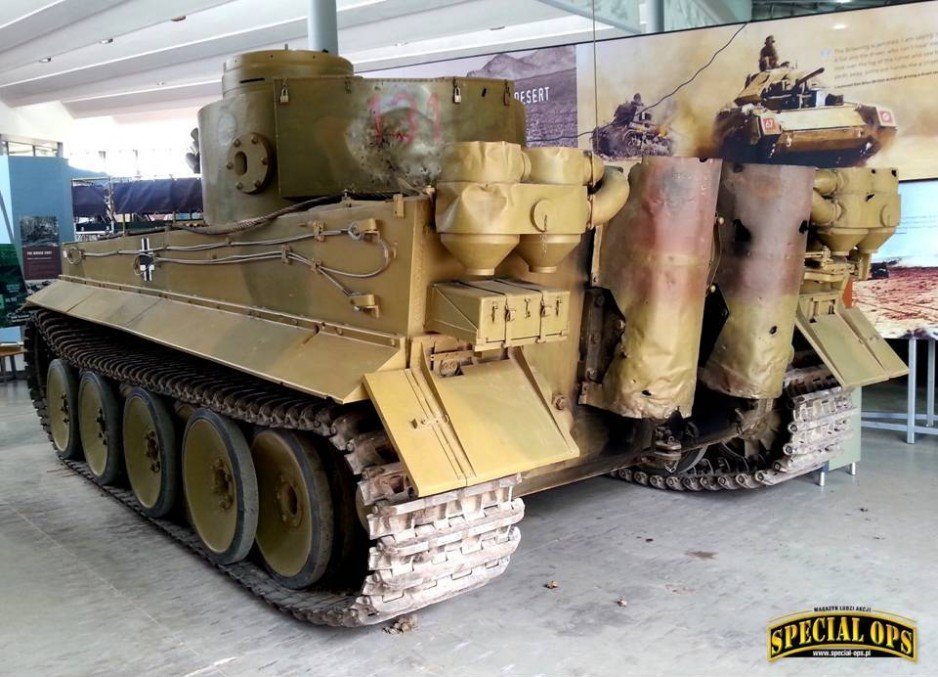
[699,163,815,399]
[583,156,722,420]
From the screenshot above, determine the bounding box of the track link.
[26,309,524,626]
[615,366,855,492]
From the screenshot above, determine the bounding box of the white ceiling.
[0,0,746,120]
[0,0,630,119]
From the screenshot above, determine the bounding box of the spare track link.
[25,309,524,626]
[616,366,855,492]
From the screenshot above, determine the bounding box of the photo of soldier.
[759,35,779,72]
[613,93,644,126]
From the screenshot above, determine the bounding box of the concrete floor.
[1,378,935,676]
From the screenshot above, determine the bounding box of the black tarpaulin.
[112,177,203,214]
[71,183,109,218]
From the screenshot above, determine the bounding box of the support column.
[927,338,936,428]
[907,337,917,444]
[646,0,665,33]
[308,0,338,53]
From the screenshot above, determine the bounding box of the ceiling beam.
[341,0,568,52]
[0,0,232,72]
[1,0,574,107]
[0,0,306,87]
[63,14,626,118]
[338,0,470,26]
[0,0,126,53]
[0,2,58,29]
[1,0,479,86]
[64,81,219,118]
[0,22,309,106]
[354,15,624,71]
[533,0,641,32]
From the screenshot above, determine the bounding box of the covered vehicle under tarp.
[112,177,202,214]
[71,183,109,218]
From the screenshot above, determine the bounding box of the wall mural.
[377,2,938,338]
[575,3,938,177]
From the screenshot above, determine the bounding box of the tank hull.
[716,104,896,167]
[591,121,672,160]
[21,49,907,625]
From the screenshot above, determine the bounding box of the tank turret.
[792,67,825,92]
[735,66,825,108]
[199,49,526,224]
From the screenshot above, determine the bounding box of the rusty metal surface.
[618,365,854,491]
[699,163,814,399]
[581,156,722,420]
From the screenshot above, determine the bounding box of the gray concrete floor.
[1,378,935,676]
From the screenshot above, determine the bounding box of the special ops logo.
[767,607,917,661]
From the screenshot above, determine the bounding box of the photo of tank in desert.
[591,91,673,160]
[467,45,577,148]
[715,35,898,167]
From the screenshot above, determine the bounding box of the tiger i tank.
[24,48,906,627]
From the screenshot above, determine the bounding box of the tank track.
[617,366,855,491]
[25,309,524,626]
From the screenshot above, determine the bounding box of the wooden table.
[0,343,25,382]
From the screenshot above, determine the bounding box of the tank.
[23,49,906,627]
[592,108,673,159]
[715,66,897,166]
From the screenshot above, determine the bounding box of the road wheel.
[251,429,334,588]
[321,448,369,585]
[183,409,257,565]
[46,359,82,460]
[123,387,177,517]
[78,372,122,484]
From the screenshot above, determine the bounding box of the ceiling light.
[100,38,113,44]
[832,23,847,30]
[39,57,52,63]
[171,15,186,22]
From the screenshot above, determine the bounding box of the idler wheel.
[123,387,178,517]
[78,372,123,485]
[183,409,257,564]
[46,359,82,460]
[251,429,333,588]
[672,446,708,474]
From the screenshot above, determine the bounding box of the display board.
[374,3,938,179]
[0,243,28,329]
[576,2,938,177]
[19,215,61,281]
